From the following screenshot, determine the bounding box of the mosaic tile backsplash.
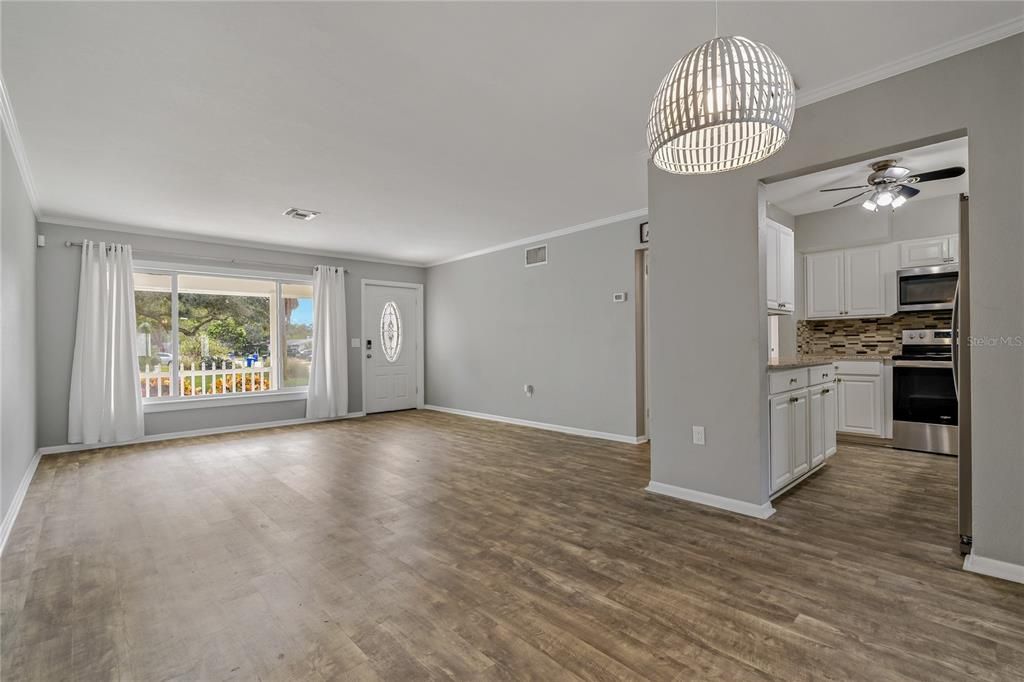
[797,310,953,356]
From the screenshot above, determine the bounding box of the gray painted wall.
[1,127,37,521]
[649,35,1023,565]
[35,221,424,448]
[426,217,645,438]
[796,193,958,252]
[777,194,960,356]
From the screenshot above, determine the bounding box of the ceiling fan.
[819,160,966,211]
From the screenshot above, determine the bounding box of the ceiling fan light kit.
[647,35,795,175]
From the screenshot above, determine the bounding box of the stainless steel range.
[892,329,958,455]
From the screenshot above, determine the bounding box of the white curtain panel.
[306,265,349,419]
[68,241,145,444]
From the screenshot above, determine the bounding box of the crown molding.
[36,214,426,269]
[0,73,41,215]
[795,15,1024,108]
[428,208,648,267]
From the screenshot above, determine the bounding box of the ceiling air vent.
[283,207,321,221]
[525,244,547,267]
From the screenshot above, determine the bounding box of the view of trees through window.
[134,273,174,397]
[134,272,313,398]
[283,283,314,388]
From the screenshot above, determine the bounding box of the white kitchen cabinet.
[805,251,844,318]
[778,227,795,311]
[808,382,837,469]
[844,247,886,317]
[809,387,825,470]
[835,369,884,437]
[770,389,809,492]
[766,219,795,314]
[805,245,888,319]
[823,385,837,457]
[768,364,835,496]
[770,393,796,491]
[898,234,959,268]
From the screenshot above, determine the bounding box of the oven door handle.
[893,360,953,369]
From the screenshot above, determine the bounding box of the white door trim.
[360,280,425,413]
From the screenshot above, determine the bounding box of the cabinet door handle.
[821,389,830,394]
[789,397,799,403]
[790,377,798,383]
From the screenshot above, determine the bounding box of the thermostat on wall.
[612,292,627,303]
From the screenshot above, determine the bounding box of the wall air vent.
[283,207,321,221]
[525,244,548,267]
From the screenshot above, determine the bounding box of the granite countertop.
[769,354,893,370]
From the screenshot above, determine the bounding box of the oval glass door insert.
[380,301,402,362]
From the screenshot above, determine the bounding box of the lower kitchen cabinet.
[808,383,838,469]
[769,365,837,496]
[770,391,808,492]
[835,361,885,437]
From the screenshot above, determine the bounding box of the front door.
[363,283,419,414]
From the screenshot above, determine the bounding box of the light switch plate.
[692,426,705,446]
[612,292,627,303]
[351,338,360,348]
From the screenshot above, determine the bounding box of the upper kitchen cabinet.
[844,247,885,316]
[766,219,795,314]
[805,245,892,319]
[898,234,959,268]
[805,250,844,318]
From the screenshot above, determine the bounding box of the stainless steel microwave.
[897,263,959,312]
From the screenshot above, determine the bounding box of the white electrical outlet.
[692,426,705,445]
[524,384,534,397]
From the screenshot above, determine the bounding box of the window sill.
[143,390,308,413]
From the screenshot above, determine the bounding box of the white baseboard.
[0,449,41,556]
[422,404,644,444]
[963,551,1024,585]
[37,412,367,456]
[645,480,776,519]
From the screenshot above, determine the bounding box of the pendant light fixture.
[646,2,795,174]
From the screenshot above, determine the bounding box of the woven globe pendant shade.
[647,36,795,174]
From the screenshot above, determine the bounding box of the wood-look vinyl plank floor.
[2,410,1022,681]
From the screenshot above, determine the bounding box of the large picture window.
[133,269,314,401]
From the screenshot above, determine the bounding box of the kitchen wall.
[1,127,37,525]
[425,216,645,439]
[796,193,958,252]
[648,35,1023,567]
[35,221,425,448]
[797,310,952,356]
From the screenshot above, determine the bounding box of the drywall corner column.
[647,163,769,509]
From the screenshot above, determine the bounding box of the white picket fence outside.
[140,362,273,398]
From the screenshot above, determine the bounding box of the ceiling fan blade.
[896,185,921,199]
[833,190,871,208]
[904,166,966,184]
[820,185,870,192]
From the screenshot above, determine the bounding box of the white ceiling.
[765,137,970,216]
[3,2,1021,265]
